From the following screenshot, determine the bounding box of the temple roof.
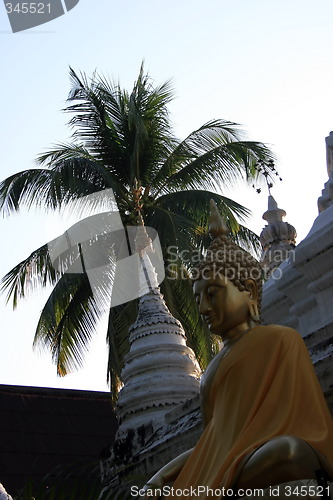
[0,385,117,497]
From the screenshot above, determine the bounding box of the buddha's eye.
[207,286,220,297]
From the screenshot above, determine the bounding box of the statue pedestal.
[238,479,332,499]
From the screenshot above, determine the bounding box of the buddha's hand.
[142,473,164,499]
[142,448,193,499]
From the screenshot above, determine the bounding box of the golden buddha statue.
[144,201,333,499]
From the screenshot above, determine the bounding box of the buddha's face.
[193,272,254,336]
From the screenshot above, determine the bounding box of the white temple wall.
[262,203,333,412]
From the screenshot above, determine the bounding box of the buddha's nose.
[199,295,211,315]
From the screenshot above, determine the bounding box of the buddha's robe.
[170,325,333,498]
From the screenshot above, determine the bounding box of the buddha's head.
[192,200,262,337]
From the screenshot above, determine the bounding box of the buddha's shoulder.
[252,324,302,345]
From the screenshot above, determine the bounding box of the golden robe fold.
[169,325,333,498]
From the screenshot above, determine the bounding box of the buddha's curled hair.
[192,201,263,307]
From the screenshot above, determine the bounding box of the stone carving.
[318,132,333,212]
[260,195,296,274]
[326,131,333,178]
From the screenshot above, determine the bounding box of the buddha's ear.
[245,278,258,301]
[245,279,260,322]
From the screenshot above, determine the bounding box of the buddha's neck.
[221,321,255,346]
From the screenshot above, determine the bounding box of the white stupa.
[115,223,201,448]
[0,484,12,500]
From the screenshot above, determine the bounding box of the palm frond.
[150,190,252,257]
[64,68,134,186]
[144,204,185,252]
[126,66,176,185]
[64,66,177,190]
[107,300,138,403]
[0,244,58,308]
[152,119,242,186]
[0,169,50,215]
[160,141,274,193]
[34,273,99,376]
[38,144,130,202]
[156,189,250,223]
[0,162,113,216]
[152,120,274,192]
[234,224,262,257]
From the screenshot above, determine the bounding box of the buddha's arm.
[144,447,193,488]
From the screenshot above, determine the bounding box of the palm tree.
[0,65,275,400]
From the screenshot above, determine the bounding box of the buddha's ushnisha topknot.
[209,199,229,239]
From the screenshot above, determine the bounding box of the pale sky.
[1,0,333,392]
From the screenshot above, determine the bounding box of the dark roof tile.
[0,384,118,496]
